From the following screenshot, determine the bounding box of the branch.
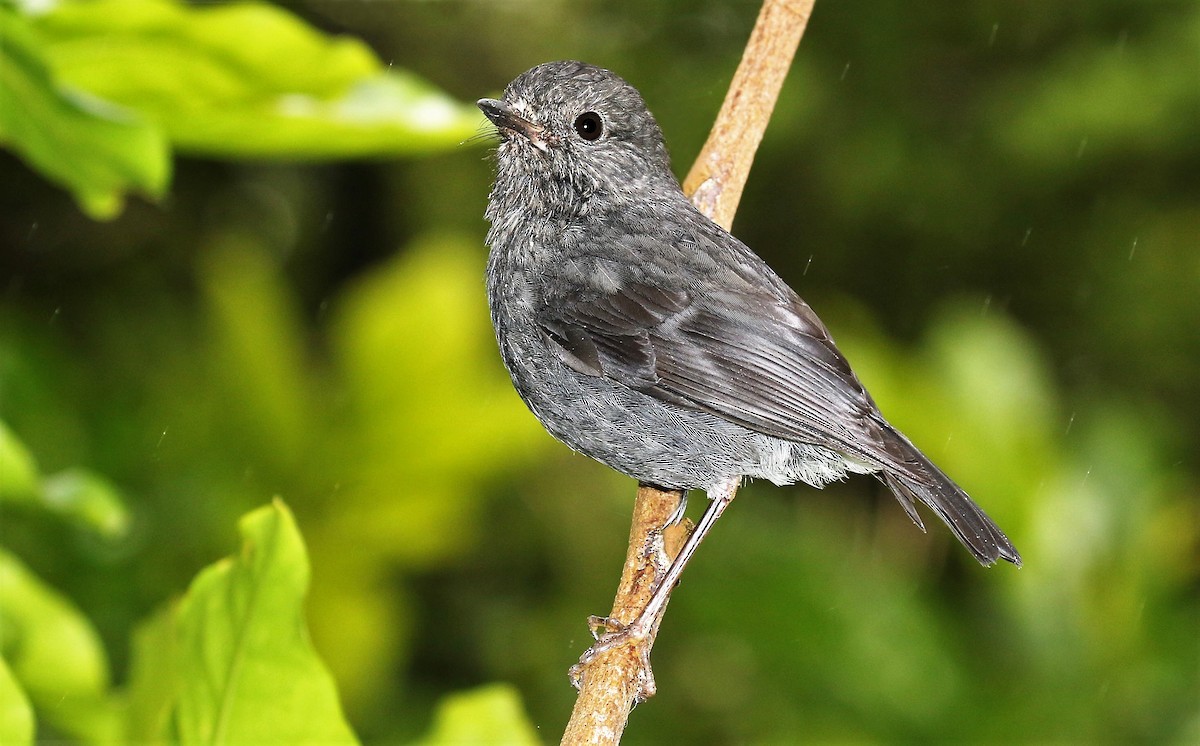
[560,484,688,740]
[684,0,815,231]
[561,1,817,742]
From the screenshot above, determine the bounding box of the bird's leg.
[581,489,690,638]
[628,477,737,638]
[571,476,740,699]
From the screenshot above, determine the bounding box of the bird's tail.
[876,425,1021,567]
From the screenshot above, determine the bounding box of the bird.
[478,59,1020,686]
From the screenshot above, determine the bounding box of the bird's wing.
[539,274,907,471]
[538,260,1023,567]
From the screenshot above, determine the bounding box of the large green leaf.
[173,499,358,745]
[35,0,482,159]
[0,5,169,218]
[0,547,119,743]
[2,0,479,217]
[0,658,34,746]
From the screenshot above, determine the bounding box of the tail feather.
[876,427,1021,568]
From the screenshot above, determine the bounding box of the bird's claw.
[569,616,657,701]
[585,614,620,639]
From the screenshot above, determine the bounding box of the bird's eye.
[573,111,603,141]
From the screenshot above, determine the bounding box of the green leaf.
[125,603,181,745]
[0,657,35,746]
[0,419,39,501]
[0,547,119,743]
[0,6,169,218]
[174,499,358,746]
[36,0,481,159]
[40,468,131,539]
[0,421,130,538]
[3,0,479,218]
[413,684,539,746]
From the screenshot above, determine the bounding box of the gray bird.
[478,60,1020,668]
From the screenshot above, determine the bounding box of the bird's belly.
[497,326,859,492]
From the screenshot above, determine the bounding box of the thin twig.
[560,484,688,741]
[684,0,815,232]
[561,1,816,742]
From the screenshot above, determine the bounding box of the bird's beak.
[477,98,548,152]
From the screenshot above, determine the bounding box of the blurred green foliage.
[0,543,119,742]
[1,0,1197,743]
[0,434,535,744]
[413,684,539,746]
[1,418,129,537]
[0,0,480,218]
[0,655,35,744]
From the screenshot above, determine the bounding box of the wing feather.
[540,279,900,471]
[534,254,1022,566]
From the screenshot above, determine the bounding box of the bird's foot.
[568,615,656,701]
